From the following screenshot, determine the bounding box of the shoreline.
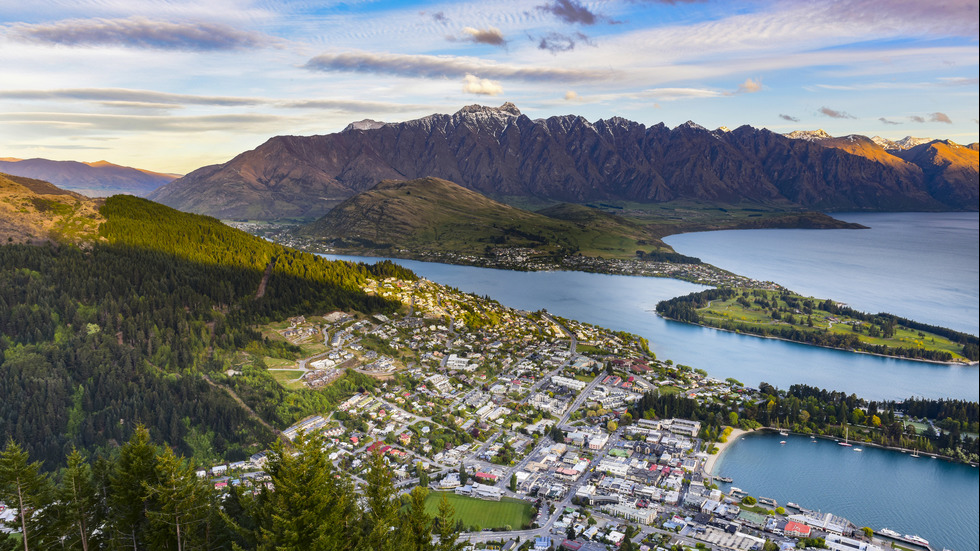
[659,316,977,367]
[703,427,748,475]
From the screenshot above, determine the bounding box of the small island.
[656,288,979,363]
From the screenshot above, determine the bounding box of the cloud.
[909,115,926,122]
[736,78,762,94]
[460,27,506,46]
[8,17,275,51]
[0,112,286,133]
[879,117,901,125]
[0,88,262,106]
[564,91,580,101]
[537,0,599,25]
[462,75,503,96]
[430,11,448,23]
[304,50,610,82]
[819,106,855,119]
[279,99,431,113]
[538,32,576,53]
[779,114,800,122]
[929,112,952,124]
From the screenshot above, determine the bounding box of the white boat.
[779,430,788,436]
[780,440,787,445]
[904,534,930,546]
[877,528,901,537]
[838,427,853,447]
[854,448,863,452]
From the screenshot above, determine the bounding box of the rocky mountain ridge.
[149,104,979,220]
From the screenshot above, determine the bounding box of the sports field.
[423,491,533,530]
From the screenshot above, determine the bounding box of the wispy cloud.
[278,99,431,113]
[0,112,287,133]
[8,17,276,51]
[879,117,901,125]
[930,112,952,123]
[459,27,506,46]
[779,114,800,122]
[537,0,600,25]
[819,106,855,119]
[462,75,503,96]
[0,88,262,106]
[303,50,610,82]
[909,115,926,123]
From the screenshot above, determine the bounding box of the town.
[203,275,931,551]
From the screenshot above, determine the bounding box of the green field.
[698,289,973,362]
[423,491,533,531]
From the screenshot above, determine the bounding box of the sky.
[1,0,977,174]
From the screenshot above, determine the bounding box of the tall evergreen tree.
[363,451,399,551]
[144,446,210,551]
[0,440,53,551]
[434,494,465,551]
[49,448,100,551]
[109,425,160,550]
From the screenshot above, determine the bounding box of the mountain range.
[149,103,979,220]
[0,157,179,197]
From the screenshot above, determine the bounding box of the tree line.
[0,427,465,551]
[628,382,979,463]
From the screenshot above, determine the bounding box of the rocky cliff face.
[149,104,979,219]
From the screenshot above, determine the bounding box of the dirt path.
[255,257,276,299]
[203,374,281,439]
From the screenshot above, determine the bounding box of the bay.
[664,212,979,335]
[712,432,979,551]
[326,254,978,401]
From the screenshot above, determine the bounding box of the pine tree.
[49,448,101,551]
[397,486,433,551]
[109,425,160,550]
[363,450,399,551]
[0,440,53,551]
[434,493,465,551]
[143,446,210,551]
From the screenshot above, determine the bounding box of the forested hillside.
[0,196,408,468]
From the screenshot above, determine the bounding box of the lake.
[326,213,978,401]
[665,212,979,335]
[712,431,979,551]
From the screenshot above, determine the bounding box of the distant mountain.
[870,135,936,150]
[0,172,103,243]
[297,177,671,259]
[150,104,979,220]
[0,157,179,197]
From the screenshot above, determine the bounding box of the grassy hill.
[0,171,103,243]
[297,177,680,260]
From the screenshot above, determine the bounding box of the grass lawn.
[423,491,533,531]
[269,370,306,389]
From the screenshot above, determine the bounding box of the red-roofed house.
[785,521,811,537]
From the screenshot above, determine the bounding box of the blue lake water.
[327,242,978,401]
[665,212,979,335]
[712,432,979,551]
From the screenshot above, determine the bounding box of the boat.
[779,430,788,436]
[854,447,863,452]
[786,502,801,509]
[904,534,930,547]
[838,427,853,447]
[715,476,733,483]
[780,440,787,445]
[877,528,901,538]
[911,449,919,458]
